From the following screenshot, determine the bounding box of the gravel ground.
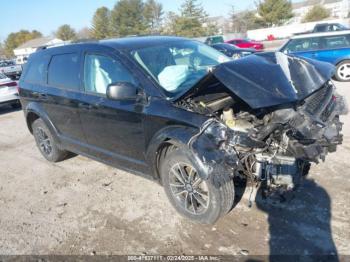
[0,81,349,256]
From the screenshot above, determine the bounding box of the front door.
[78,52,146,170]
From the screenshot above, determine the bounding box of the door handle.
[32,92,48,100]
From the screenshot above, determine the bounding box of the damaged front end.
[175,52,348,200]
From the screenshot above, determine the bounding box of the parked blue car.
[280,30,350,81]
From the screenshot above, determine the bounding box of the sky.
[0,0,259,40]
[0,0,299,40]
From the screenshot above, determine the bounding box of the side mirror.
[106,82,137,101]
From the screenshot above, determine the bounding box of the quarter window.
[323,35,350,49]
[83,54,136,95]
[24,55,49,84]
[48,53,80,90]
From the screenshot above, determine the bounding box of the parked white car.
[0,73,20,108]
[0,60,22,80]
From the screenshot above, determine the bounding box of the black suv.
[19,36,347,224]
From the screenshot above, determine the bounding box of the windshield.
[131,40,230,98]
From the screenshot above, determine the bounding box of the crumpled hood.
[178,52,335,109]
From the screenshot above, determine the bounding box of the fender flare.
[25,102,61,144]
[335,57,350,66]
[145,125,198,180]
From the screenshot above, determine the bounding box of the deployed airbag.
[158,65,189,92]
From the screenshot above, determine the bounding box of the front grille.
[321,97,336,122]
[305,84,331,114]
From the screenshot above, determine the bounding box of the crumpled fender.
[146,125,197,179]
[146,123,237,181]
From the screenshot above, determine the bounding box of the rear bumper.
[4,71,21,75]
[0,90,19,104]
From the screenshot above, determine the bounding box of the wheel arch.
[145,126,198,182]
[335,57,350,66]
[25,102,61,143]
[334,59,350,81]
[26,111,40,133]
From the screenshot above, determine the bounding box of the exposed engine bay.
[174,55,348,201]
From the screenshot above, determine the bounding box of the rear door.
[316,34,350,64]
[44,52,87,146]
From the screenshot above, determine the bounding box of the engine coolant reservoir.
[222,108,254,132]
[222,108,236,129]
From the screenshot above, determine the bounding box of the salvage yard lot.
[0,82,349,256]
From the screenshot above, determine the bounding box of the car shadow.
[249,178,338,261]
[0,104,22,115]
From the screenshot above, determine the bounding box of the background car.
[0,72,20,108]
[225,38,264,51]
[211,43,256,59]
[0,60,22,80]
[204,35,224,45]
[313,23,349,33]
[280,30,350,82]
[295,23,350,36]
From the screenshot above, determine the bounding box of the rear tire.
[335,60,350,82]
[32,118,69,162]
[160,147,234,224]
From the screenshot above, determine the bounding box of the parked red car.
[225,38,264,51]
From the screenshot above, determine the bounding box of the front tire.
[335,60,350,82]
[32,118,69,162]
[160,147,234,224]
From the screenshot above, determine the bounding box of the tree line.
[1,0,334,58]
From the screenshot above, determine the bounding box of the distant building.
[13,37,65,64]
[203,16,235,35]
[203,16,225,34]
[291,0,350,23]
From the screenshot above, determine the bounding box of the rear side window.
[48,53,80,90]
[24,55,49,84]
[323,35,350,49]
[314,25,327,32]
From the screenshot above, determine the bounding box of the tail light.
[0,81,18,93]
[0,81,17,87]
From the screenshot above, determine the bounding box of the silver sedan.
[0,73,20,108]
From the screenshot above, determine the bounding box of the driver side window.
[83,54,136,95]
